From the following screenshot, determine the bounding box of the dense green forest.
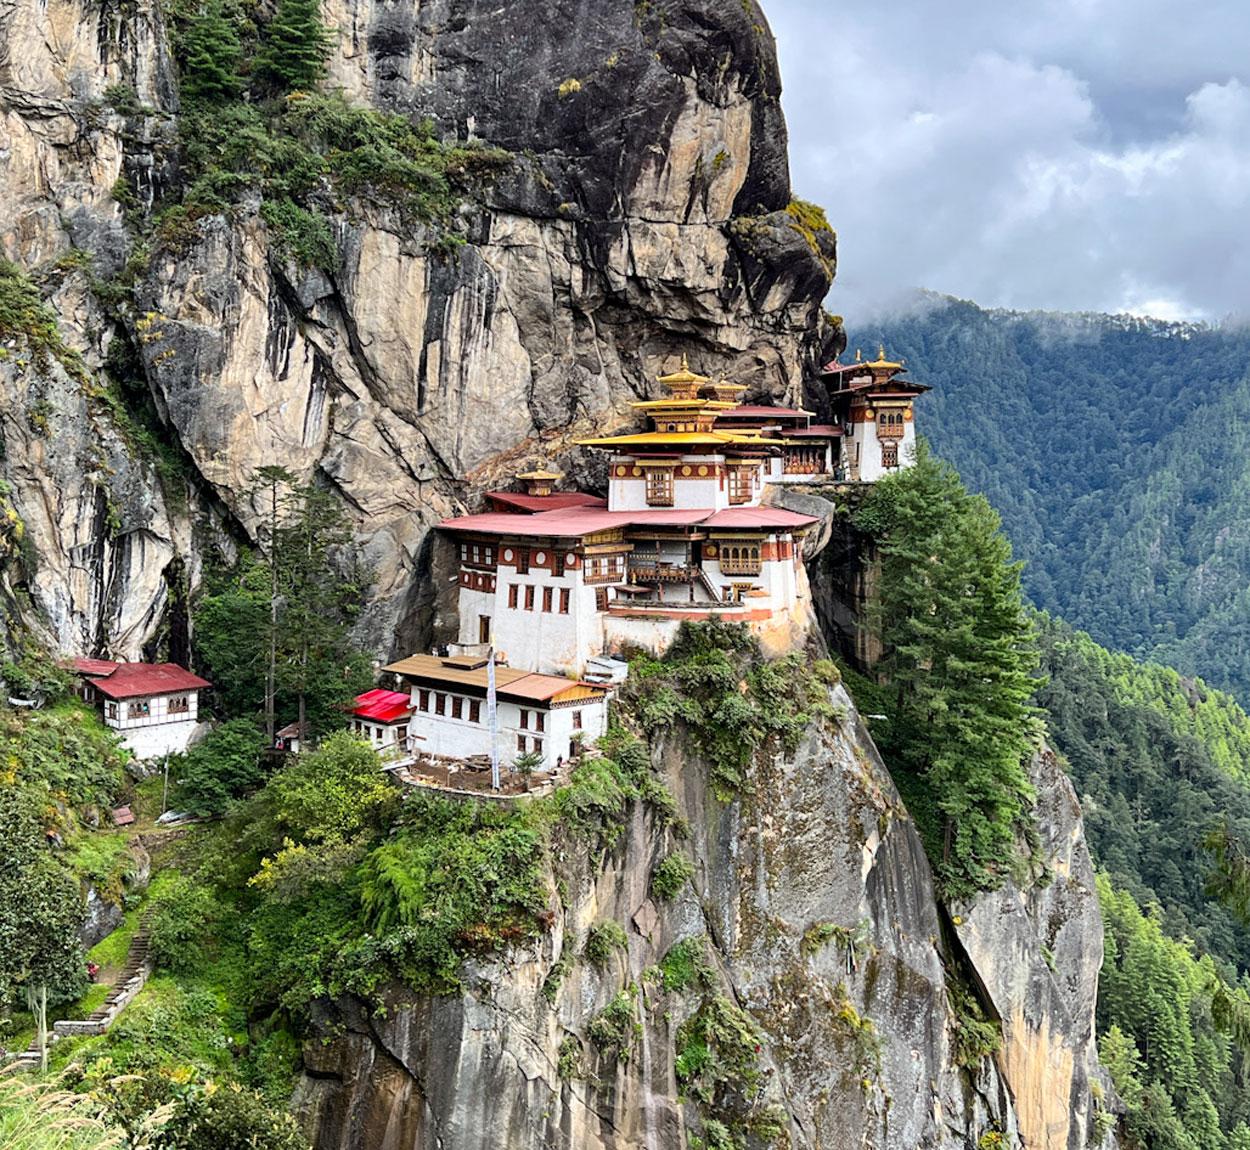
[856,295,1250,704]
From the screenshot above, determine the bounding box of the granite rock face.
[0,0,839,657]
[292,688,1117,1150]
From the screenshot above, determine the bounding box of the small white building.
[383,653,611,771]
[348,688,416,751]
[73,659,209,758]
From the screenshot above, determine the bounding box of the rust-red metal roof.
[702,507,820,530]
[717,405,811,419]
[486,492,608,514]
[785,424,843,438]
[88,663,210,700]
[73,657,121,676]
[440,503,819,537]
[352,688,414,723]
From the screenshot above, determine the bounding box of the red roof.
[73,657,121,676]
[702,507,820,530]
[487,492,608,514]
[440,503,818,538]
[87,663,210,700]
[820,360,868,375]
[352,688,414,723]
[786,424,843,438]
[718,405,811,420]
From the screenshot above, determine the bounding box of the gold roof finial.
[681,353,690,371]
[878,343,886,361]
[855,348,861,362]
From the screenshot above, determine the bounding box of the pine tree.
[257,0,333,93]
[863,441,1041,894]
[177,0,243,106]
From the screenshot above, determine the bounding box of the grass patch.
[657,936,716,994]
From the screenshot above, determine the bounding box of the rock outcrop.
[291,686,1116,1150]
[0,0,839,658]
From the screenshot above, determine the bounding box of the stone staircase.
[8,917,154,1064]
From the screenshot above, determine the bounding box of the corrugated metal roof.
[784,424,843,438]
[74,657,122,676]
[486,492,608,514]
[701,507,820,529]
[352,689,414,723]
[88,663,211,700]
[717,405,813,418]
[439,504,817,537]
[382,654,609,706]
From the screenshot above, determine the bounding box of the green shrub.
[173,718,267,817]
[650,853,695,901]
[587,986,640,1061]
[658,936,716,993]
[583,921,628,967]
[146,876,222,975]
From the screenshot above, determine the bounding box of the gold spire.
[855,348,861,362]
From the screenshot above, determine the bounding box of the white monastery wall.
[119,718,200,759]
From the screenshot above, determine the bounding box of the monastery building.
[432,355,926,678]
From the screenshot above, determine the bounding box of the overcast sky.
[765,0,1250,321]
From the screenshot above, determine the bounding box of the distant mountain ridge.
[856,292,1250,703]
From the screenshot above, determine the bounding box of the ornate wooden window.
[452,696,463,720]
[508,584,519,608]
[419,689,430,711]
[719,542,762,576]
[525,585,536,611]
[516,548,531,574]
[543,586,554,612]
[559,588,571,614]
[881,443,899,469]
[573,710,582,730]
[469,699,481,723]
[435,693,446,716]
[728,467,754,504]
[535,711,545,733]
[645,468,674,506]
[167,695,189,714]
[128,700,150,719]
[520,709,529,729]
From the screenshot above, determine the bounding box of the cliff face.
[291,687,1116,1150]
[0,0,838,658]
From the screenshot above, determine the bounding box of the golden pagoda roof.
[864,343,904,370]
[655,354,711,387]
[516,469,564,480]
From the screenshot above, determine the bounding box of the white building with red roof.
[73,659,210,758]
[348,688,416,751]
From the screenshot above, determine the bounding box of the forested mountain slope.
[855,295,1250,702]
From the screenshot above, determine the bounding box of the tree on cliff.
[194,471,373,740]
[256,0,333,93]
[858,441,1041,896]
[175,0,243,106]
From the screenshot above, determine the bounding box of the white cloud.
[766,0,1250,319]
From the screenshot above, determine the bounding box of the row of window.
[508,584,573,612]
[416,690,484,724]
[460,543,497,568]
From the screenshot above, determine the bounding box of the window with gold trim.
[645,468,674,506]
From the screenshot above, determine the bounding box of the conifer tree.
[257,0,333,93]
[863,441,1041,894]
[177,0,243,106]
